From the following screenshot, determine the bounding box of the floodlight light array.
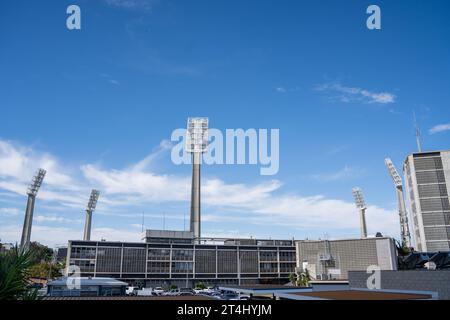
[86,189,100,212]
[27,168,46,196]
[352,187,366,209]
[186,117,208,153]
[385,158,403,188]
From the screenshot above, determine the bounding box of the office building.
[403,150,450,251]
[295,237,397,280]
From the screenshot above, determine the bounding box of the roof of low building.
[47,277,128,287]
[43,295,215,300]
[277,290,433,300]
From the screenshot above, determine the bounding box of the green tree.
[0,246,39,300]
[288,273,296,285]
[395,239,411,256]
[29,261,64,279]
[194,282,206,290]
[297,269,311,287]
[28,242,53,265]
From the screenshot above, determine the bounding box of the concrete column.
[20,195,36,248]
[360,208,368,238]
[396,187,411,247]
[83,210,93,241]
[190,152,201,239]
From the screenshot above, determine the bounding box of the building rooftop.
[43,295,215,300]
[276,290,434,300]
[48,277,128,287]
[296,236,391,243]
[219,285,312,295]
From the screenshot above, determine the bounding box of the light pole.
[352,187,368,239]
[385,158,411,248]
[20,168,46,248]
[186,117,208,240]
[83,189,100,241]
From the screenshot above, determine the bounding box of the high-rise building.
[403,150,450,252]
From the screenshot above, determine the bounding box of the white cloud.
[0,138,401,245]
[275,87,287,93]
[0,224,141,247]
[310,166,364,182]
[0,207,20,216]
[34,215,82,224]
[316,82,395,104]
[429,123,450,134]
[103,0,157,10]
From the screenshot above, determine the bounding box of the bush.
[0,246,39,300]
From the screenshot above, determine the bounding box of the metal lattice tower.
[352,187,368,239]
[20,168,46,248]
[186,117,208,239]
[385,158,411,248]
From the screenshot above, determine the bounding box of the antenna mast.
[413,111,423,152]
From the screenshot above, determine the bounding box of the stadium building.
[66,230,296,287]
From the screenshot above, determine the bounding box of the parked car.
[126,286,137,296]
[136,288,154,296]
[165,288,180,296]
[202,287,216,294]
[153,287,165,295]
[180,287,195,294]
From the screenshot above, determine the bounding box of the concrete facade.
[296,237,397,280]
[348,270,450,300]
[403,150,450,251]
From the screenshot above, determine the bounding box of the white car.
[126,286,137,296]
[165,288,180,296]
[153,287,165,295]
[136,288,154,296]
[202,287,216,294]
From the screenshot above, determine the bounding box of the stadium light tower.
[385,158,411,248]
[352,187,368,239]
[83,189,100,241]
[186,117,208,239]
[20,168,46,248]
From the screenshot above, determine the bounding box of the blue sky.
[1,0,450,247]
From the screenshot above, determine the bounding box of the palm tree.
[288,273,296,285]
[0,246,39,300]
[297,269,311,287]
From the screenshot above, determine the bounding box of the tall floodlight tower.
[20,168,46,248]
[83,189,100,241]
[186,117,208,239]
[385,158,411,248]
[352,187,368,239]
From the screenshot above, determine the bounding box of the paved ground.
[286,290,432,300]
[43,295,216,300]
